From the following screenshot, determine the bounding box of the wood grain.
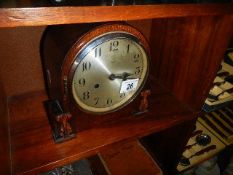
[9,86,195,174]
[0,4,232,28]
[0,3,232,174]
[141,118,196,174]
[41,22,154,128]
[60,23,150,114]
[0,78,10,174]
[100,140,162,175]
[0,20,151,98]
[0,26,45,97]
[150,15,233,110]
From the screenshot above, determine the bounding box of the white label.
[120,79,139,93]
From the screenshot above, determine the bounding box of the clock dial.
[71,33,149,113]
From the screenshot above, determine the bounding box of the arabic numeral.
[94,97,99,105]
[120,93,125,98]
[82,62,91,72]
[127,83,134,90]
[83,91,90,100]
[95,47,101,57]
[107,98,112,105]
[127,44,130,53]
[78,78,86,86]
[133,54,140,63]
[110,40,119,51]
[135,67,141,75]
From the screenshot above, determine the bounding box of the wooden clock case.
[41,22,153,132]
[0,2,232,175]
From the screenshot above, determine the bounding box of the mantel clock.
[41,23,151,141]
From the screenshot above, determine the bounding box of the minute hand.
[109,72,134,81]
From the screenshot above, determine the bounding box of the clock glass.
[71,32,149,114]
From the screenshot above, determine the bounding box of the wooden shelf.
[0,3,232,28]
[0,3,231,174]
[9,82,197,175]
[100,139,163,175]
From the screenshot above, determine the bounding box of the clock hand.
[109,72,133,81]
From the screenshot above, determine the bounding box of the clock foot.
[133,109,149,116]
[132,90,151,116]
[44,100,76,143]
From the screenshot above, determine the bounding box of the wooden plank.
[0,21,150,97]
[150,15,233,110]
[9,88,195,175]
[140,118,196,174]
[0,4,232,27]
[0,26,45,97]
[100,140,162,175]
[0,78,11,174]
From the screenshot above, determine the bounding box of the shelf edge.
[0,4,232,28]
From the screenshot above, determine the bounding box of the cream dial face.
[72,33,149,113]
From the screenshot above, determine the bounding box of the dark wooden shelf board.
[100,140,162,175]
[0,4,232,28]
[9,86,197,174]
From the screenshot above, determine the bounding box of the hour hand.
[109,72,133,81]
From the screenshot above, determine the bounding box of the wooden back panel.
[150,15,233,110]
[0,78,10,174]
[0,26,45,97]
[0,20,151,98]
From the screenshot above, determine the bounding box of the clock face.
[70,32,149,114]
